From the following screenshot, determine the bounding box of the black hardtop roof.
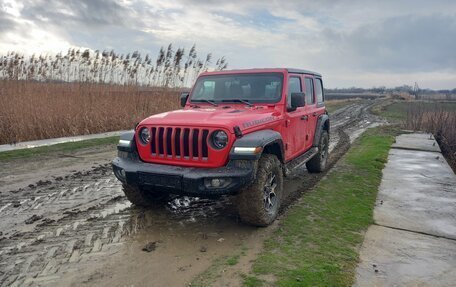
[203,68,322,77]
[286,68,322,77]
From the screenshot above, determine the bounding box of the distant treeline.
[325,86,456,96]
[0,44,228,87]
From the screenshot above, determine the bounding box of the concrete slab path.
[354,133,456,286]
[0,130,130,153]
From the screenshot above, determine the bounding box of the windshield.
[190,73,283,103]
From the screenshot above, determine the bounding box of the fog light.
[204,178,232,189]
[211,178,222,187]
[114,167,126,182]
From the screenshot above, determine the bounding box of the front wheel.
[237,154,284,226]
[122,184,169,206]
[306,130,329,173]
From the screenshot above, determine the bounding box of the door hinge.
[285,143,288,150]
[285,120,290,127]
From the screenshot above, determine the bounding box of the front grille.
[150,127,210,160]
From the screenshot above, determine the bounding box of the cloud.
[0,0,455,88]
[20,0,129,26]
[326,14,456,72]
[0,10,15,31]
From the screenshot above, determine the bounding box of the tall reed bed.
[0,44,227,87]
[0,44,227,144]
[0,80,180,144]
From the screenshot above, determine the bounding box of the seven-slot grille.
[149,127,210,160]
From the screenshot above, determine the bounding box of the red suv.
[113,68,329,226]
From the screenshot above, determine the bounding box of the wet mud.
[0,100,385,286]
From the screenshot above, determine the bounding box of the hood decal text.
[242,116,275,128]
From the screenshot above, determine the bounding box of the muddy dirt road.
[0,100,385,287]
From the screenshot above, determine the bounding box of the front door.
[284,75,307,160]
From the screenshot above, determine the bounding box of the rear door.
[303,76,316,150]
[311,77,327,142]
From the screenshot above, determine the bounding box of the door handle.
[301,115,308,121]
[313,112,317,117]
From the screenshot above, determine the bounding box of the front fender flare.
[229,130,284,161]
[117,130,136,152]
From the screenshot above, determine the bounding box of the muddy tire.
[237,154,283,226]
[122,184,169,206]
[307,130,329,173]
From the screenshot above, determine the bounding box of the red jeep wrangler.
[113,68,329,226]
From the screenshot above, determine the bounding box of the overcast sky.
[1,0,455,89]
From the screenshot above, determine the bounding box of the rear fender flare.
[313,114,330,147]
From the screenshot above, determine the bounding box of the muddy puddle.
[0,100,386,287]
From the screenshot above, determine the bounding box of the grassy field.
[325,99,359,114]
[0,80,180,145]
[375,100,407,122]
[243,126,397,286]
[0,136,119,162]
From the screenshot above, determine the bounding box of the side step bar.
[283,147,318,176]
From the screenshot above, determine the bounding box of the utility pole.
[413,82,420,100]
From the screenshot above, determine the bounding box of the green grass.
[192,247,247,286]
[0,136,119,162]
[245,126,398,287]
[226,255,240,266]
[325,100,358,114]
[242,274,266,287]
[380,101,407,122]
[192,255,230,287]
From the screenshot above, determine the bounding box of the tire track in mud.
[0,167,126,286]
[0,100,385,287]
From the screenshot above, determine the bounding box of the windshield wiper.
[221,99,253,107]
[192,99,218,106]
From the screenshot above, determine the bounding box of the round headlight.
[211,130,228,149]
[139,127,150,144]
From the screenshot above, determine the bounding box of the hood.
[139,105,282,133]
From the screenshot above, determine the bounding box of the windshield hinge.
[234,126,243,138]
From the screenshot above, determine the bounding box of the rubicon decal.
[242,116,275,128]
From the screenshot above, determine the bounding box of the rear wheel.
[306,130,329,173]
[122,184,169,206]
[237,154,283,226]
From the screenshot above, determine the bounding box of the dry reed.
[403,102,456,171]
[0,80,180,144]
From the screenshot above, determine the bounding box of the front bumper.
[112,153,256,197]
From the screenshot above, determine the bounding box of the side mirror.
[180,92,189,107]
[289,92,305,111]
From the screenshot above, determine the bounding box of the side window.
[304,78,315,105]
[287,76,302,108]
[315,78,324,103]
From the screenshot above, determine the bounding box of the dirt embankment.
[0,100,385,287]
